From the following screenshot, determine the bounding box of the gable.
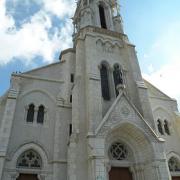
[22,62,65,81]
[95,92,158,140]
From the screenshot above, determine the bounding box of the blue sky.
[0,0,180,108]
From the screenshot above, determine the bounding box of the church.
[0,0,180,179]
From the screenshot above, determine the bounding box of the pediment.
[95,92,157,138]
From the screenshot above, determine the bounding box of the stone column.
[132,164,145,180]
[10,172,19,180]
[87,137,106,180]
[0,74,20,179]
[152,160,171,180]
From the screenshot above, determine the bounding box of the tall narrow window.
[70,95,72,103]
[113,64,123,96]
[99,5,107,29]
[157,119,164,135]
[69,124,72,136]
[164,120,170,135]
[71,74,74,83]
[37,105,45,124]
[100,64,110,100]
[26,104,35,123]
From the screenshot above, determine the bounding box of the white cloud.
[142,22,180,108]
[0,0,75,66]
[43,0,75,18]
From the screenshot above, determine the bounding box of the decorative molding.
[89,73,100,81]
[136,81,147,89]
[96,37,123,54]
[8,89,19,99]
[49,159,67,164]
[13,73,64,84]
[121,106,130,117]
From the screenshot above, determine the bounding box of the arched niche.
[105,122,155,164]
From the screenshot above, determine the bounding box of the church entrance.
[109,167,133,180]
[172,177,180,180]
[17,174,38,180]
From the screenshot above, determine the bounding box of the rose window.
[109,142,128,160]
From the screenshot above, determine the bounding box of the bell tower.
[67,0,168,180]
[73,0,124,33]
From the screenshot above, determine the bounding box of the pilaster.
[0,74,20,179]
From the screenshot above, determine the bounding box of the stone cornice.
[13,74,64,84]
[74,26,134,47]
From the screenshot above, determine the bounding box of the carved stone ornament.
[121,106,130,117]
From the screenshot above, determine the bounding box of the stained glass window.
[17,150,42,169]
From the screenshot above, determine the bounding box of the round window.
[109,142,128,160]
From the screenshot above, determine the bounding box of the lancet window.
[26,104,46,124]
[37,105,45,124]
[157,119,164,135]
[100,63,110,100]
[164,120,170,135]
[99,4,107,29]
[26,104,35,123]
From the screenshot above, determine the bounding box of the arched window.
[26,104,35,123]
[157,119,164,135]
[109,142,128,160]
[17,149,42,169]
[99,4,107,29]
[168,157,180,172]
[37,105,45,124]
[164,120,170,135]
[113,64,123,96]
[100,64,110,100]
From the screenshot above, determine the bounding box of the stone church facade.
[0,0,180,179]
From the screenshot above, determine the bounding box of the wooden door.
[172,177,180,180]
[109,167,133,180]
[17,174,38,180]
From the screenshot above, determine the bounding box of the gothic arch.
[97,0,110,10]
[153,106,173,120]
[105,122,156,163]
[10,142,49,169]
[99,60,110,69]
[167,152,180,162]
